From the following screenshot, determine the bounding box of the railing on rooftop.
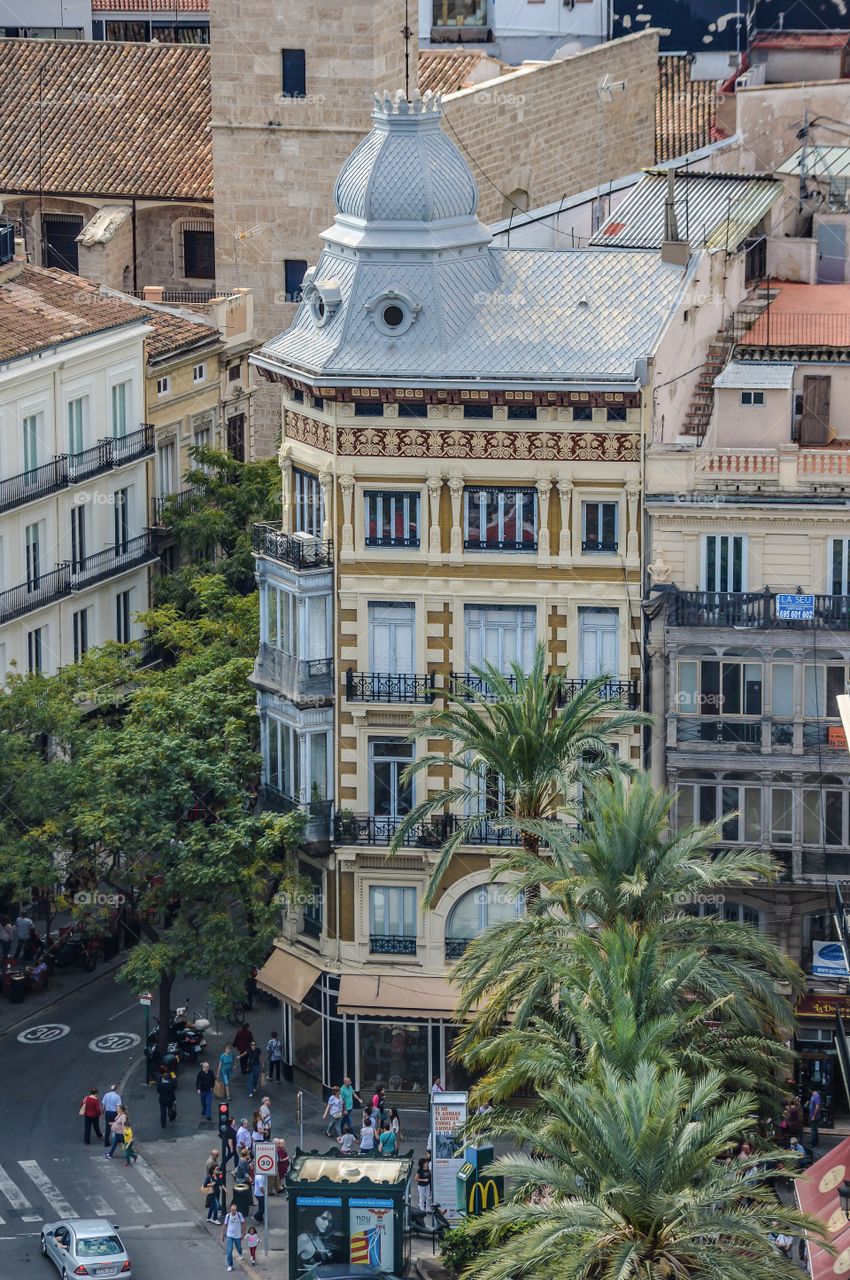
[252,522,333,570]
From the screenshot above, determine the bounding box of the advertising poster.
[349,1197,394,1270]
[431,1091,468,1221]
[294,1195,347,1277]
[813,941,850,979]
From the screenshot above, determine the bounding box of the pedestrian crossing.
[0,1156,186,1233]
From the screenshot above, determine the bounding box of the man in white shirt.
[14,913,34,958]
[235,1119,252,1154]
[220,1204,245,1272]
[253,1170,266,1223]
[101,1086,122,1151]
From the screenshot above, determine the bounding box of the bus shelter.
[285,1149,412,1279]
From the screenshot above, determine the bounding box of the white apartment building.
[0,259,156,680]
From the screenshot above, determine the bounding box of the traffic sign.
[139,993,152,1006]
[254,1142,276,1174]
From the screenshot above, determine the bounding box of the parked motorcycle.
[147,1022,206,1065]
[409,1203,451,1241]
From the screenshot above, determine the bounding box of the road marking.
[89,1032,141,1053]
[85,1194,116,1216]
[16,1023,70,1045]
[118,1221,197,1233]
[19,1161,78,1219]
[0,1161,33,1211]
[92,1162,152,1216]
[134,1161,186,1211]
[108,1001,142,1023]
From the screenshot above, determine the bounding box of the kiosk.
[285,1149,412,1279]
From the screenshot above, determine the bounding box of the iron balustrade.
[253,522,334,569]
[68,440,114,483]
[582,539,618,553]
[253,646,334,702]
[445,938,471,960]
[151,487,201,525]
[0,458,67,514]
[448,671,519,700]
[345,670,435,702]
[302,915,322,939]
[0,565,71,624]
[677,718,762,746]
[669,587,850,630]
[259,783,300,814]
[112,424,155,467]
[335,813,452,846]
[463,538,537,552]
[557,678,639,709]
[0,223,13,265]
[71,533,156,589]
[364,535,420,549]
[369,934,417,955]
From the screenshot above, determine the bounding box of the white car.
[41,1218,132,1279]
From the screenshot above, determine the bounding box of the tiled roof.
[713,361,795,389]
[751,32,849,50]
[0,38,212,201]
[418,49,508,96]
[655,56,717,163]
[0,266,147,363]
[92,0,207,8]
[741,283,850,348]
[138,306,216,361]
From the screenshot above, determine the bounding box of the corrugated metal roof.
[589,171,781,252]
[713,361,794,389]
[777,145,850,182]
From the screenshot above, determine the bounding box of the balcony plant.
[335,808,360,843]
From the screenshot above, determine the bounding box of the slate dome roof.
[333,89,479,224]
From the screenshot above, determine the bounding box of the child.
[245,1222,259,1264]
[122,1118,138,1166]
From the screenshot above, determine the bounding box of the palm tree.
[389,644,648,904]
[457,1061,822,1280]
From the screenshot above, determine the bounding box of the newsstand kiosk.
[285,1149,412,1279]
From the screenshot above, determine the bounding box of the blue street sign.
[777,594,814,621]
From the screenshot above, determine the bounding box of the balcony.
[71,533,157,589]
[253,523,333,571]
[345,671,435,703]
[0,426,155,516]
[252,645,334,703]
[369,934,417,955]
[0,566,71,624]
[463,538,537,553]
[448,672,639,709]
[677,717,762,747]
[334,812,523,848]
[445,938,471,961]
[668,588,850,631]
[582,539,618,554]
[151,487,200,526]
[258,786,332,848]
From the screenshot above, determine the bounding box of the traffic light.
[218,1102,230,1137]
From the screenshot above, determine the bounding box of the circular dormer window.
[367,289,421,337]
[382,303,405,329]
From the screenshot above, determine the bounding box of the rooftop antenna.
[661,169,690,267]
[402,0,413,101]
[798,107,810,215]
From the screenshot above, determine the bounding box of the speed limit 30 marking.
[89,1032,141,1053]
[17,1023,70,1044]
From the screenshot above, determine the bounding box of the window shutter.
[800,375,832,446]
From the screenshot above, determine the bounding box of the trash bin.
[101,933,120,960]
[9,973,26,1003]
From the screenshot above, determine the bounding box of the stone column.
[557,479,573,560]
[427,476,443,559]
[319,468,334,543]
[279,447,293,534]
[448,476,464,559]
[339,473,354,561]
[536,477,552,560]
[626,482,640,560]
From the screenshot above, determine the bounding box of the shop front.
[793,991,850,1129]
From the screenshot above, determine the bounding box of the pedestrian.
[218,1045,235,1101]
[389,1106,402,1143]
[0,915,12,960]
[359,1116,375,1155]
[323,1085,344,1138]
[221,1202,246,1273]
[232,1153,253,1219]
[101,1084,122,1149]
[205,1147,221,1178]
[780,1095,801,1140]
[251,1120,265,1153]
[203,1164,223,1223]
[337,1123,357,1155]
[245,1041,262,1097]
[80,1087,103,1144]
[13,910,35,959]
[222,1117,238,1168]
[236,1118,252,1154]
[157,1069,177,1130]
[415,1156,431,1211]
[274,1137,290,1194]
[808,1087,822,1147]
[234,1023,253,1075]
[370,1086,385,1128]
[122,1116,138,1165]
[196,1060,216,1121]
[253,1169,266,1223]
[340,1075,361,1130]
[245,1221,259,1264]
[106,1105,127,1159]
[258,1096,272,1139]
[378,1121,397,1157]
[430,1075,444,1097]
[266,1030,283,1083]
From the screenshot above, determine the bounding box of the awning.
[337,973,461,1019]
[256,948,322,1009]
[795,1134,850,1279]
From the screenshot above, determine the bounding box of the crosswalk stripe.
[104,1172,152,1216]
[0,1161,32,1211]
[85,1194,116,1216]
[133,1161,186,1212]
[18,1161,78,1220]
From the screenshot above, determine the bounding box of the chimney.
[142,285,164,302]
[661,169,690,267]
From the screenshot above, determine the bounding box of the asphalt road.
[0,966,229,1277]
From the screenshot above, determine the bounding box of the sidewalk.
[0,950,126,1038]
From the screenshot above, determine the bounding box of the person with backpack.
[266,1032,283,1083]
[157,1068,177,1129]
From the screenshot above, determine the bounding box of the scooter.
[147,1023,206,1065]
[409,1203,451,1241]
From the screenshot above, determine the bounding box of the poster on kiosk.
[431,1091,468,1221]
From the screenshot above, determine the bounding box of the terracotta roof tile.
[751,32,849,50]
[742,283,850,348]
[137,305,217,361]
[418,48,509,96]
[0,37,211,200]
[92,0,207,8]
[0,266,148,363]
[655,55,717,164]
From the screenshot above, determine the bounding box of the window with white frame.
[677,657,762,717]
[831,538,850,596]
[111,381,129,439]
[740,391,765,406]
[803,663,847,719]
[73,607,90,662]
[581,500,618,553]
[157,442,176,500]
[369,602,414,674]
[578,608,619,681]
[116,588,132,643]
[463,486,537,551]
[70,503,86,571]
[686,899,763,928]
[68,397,87,456]
[465,604,536,675]
[772,662,795,717]
[676,774,762,842]
[22,413,40,479]
[364,490,420,548]
[114,487,130,551]
[369,885,416,951]
[803,775,849,846]
[266,717,300,800]
[264,584,296,653]
[294,468,323,537]
[446,885,523,953]
[25,521,41,588]
[193,363,206,384]
[156,377,170,397]
[369,737,414,818]
[27,626,45,675]
[702,534,746,593]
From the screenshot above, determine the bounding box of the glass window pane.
[803,790,821,844]
[699,784,717,825]
[825,790,844,846]
[827,666,845,719]
[743,788,761,842]
[722,663,741,716]
[743,664,762,716]
[678,661,698,714]
[721,785,738,841]
[772,664,794,717]
[677,786,694,828]
[309,733,327,800]
[772,789,793,842]
[804,666,823,717]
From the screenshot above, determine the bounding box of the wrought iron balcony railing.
[0,458,67,514]
[253,646,334,702]
[364,534,420,549]
[71,533,157,589]
[445,937,472,960]
[253,522,333,570]
[463,537,537,553]
[0,426,155,517]
[668,587,850,631]
[0,566,71,624]
[112,424,156,467]
[677,717,762,746]
[448,673,639,710]
[582,539,618,553]
[335,813,452,847]
[369,934,417,955]
[345,670,436,703]
[67,440,114,483]
[151,487,202,526]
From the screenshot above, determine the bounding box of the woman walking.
[80,1088,103,1145]
[218,1045,235,1101]
[245,1041,262,1098]
[105,1105,127,1159]
[389,1107,402,1144]
[203,1162,223,1223]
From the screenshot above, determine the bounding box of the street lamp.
[838,1179,850,1220]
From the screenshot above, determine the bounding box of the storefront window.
[444,1025,475,1093]
[293,994,323,1079]
[359,1021,428,1093]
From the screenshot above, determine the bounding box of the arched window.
[446,884,522,958]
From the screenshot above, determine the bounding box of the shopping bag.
[214,1078,226,1099]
